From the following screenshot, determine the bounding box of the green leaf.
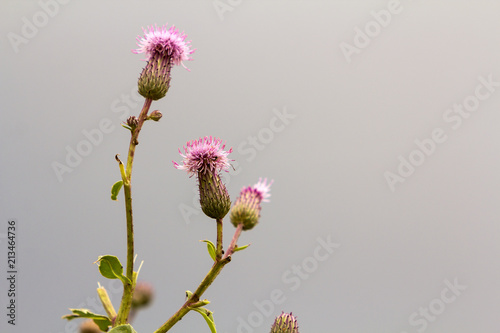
[108,324,138,333]
[111,180,124,201]
[121,124,132,131]
[62,308,112,331]
[191,307,216,333]
[233,244,251,252]
[62,308,110,321]
[201,240,216,261]
[96,255,131,285]
[94,318,112,331]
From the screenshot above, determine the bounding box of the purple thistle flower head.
[252,178,273,203]
[133,24,194,69]
[173,136,233,176]
[133,24,194,100]
[230,178,273,230]
[174,136,233,219]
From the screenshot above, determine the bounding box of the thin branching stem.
[115,98,153,326]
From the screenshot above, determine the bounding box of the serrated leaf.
[233,244,251,252]
[62,308,111,331]
[111,180,123,201]
[108,324,138,333]
[96,255,131,285]
[192,307,216,333]
[201,240,216,261]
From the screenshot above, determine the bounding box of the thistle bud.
[79,319,101,333]
[198,171,231,219]
[230,178,272,230]
[270,312,299,333]
[137,58,172,100]
[132,281,154,309]
[148,110,163,121]
[126,116,139,130]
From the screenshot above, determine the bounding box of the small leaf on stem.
[62,308,112,331]
[108,324,138,333]
[95,255,131,285]
[121,124,133,131]
[111,180,124,201]
[201,240,216,261]
[191,307,217,333]
[233,244,251,252]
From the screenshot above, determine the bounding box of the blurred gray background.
[2,0,500,332]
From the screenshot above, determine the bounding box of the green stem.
[115,98,153,326]
[154,257,231,333]
[126,98,153,183]
[223,223,243,259]
[216,218,223,260]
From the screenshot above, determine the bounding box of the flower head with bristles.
[133,24,194,67]
[270,312,299,333]
[230,178,273,230]
[252,178,273,202]
[174,136,233,220]
[173,136,233,176]
[133,24,195,100]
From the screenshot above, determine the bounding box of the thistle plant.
[62,23,296,333]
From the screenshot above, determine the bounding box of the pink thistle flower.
[173,136,233,176]
[230,178,273,230]
[133,24,195,100]
[173,136,233,220]
[133,24,194,69]
[252,178,273,202]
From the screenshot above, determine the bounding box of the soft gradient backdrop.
[2,1,500,332]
